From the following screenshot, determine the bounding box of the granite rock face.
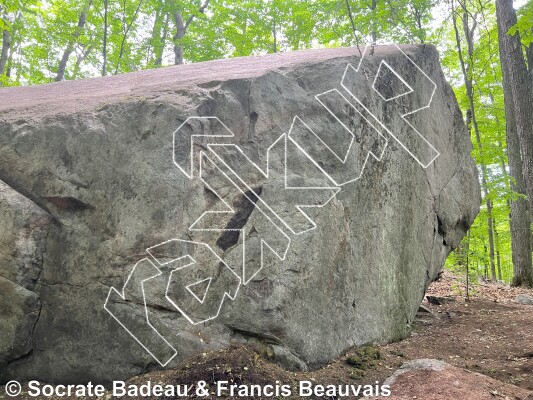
[0,182,51,370]
[0,45,480,384]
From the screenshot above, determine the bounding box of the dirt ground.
[377,272,533,391]
[3,271,533,399]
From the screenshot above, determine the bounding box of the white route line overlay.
[104,258,178,367]
[341,43,439,168]
[372,60,414,102]
[104,44,440,366]
[207,133,340,236]
[200,150,293,285]
[162,239,242,326]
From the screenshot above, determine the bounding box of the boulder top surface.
[0,44,435,118]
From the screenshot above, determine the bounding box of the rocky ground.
[2,271,533,399]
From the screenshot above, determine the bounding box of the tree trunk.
[272,17,277,53]
[485,199,497,281]
[72,45,93,80]
[465,231,470,301]
[172,0,210,65]
[483,246,488,279]
[497,0,533,287]
[371,0,377,44]
[154,13,169,67]
[173,11,185,65]
[148,5,167,66]
[345,0,360,49]
[114,0,143,75]
[0,27,10,77]
[6,33,16,78]
[526,43,533,76]
[149,5,162,63]
[527,29,533,86]
[496,0,533,215]
[55,5,90,82]
[452,2,497,281]
[102,0,108,76]
[495,219,502,281]
[496,250,502,281]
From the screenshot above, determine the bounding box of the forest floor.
[3,271,533,399]
[383,271,533,391]
[120,271,533,399]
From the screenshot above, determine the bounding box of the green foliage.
[0,0,437,86]
[438,0,532,284]
[508,0,533,46]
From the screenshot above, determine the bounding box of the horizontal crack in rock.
[44,196,95,211]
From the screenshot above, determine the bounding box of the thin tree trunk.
[0,26,10,76]
[496,246,502,281]
[71,44,93,80]
[466,231,470,301]
[497,0,533,287]
[483,246,488,279]
[527,29,533,86]
[496,0,533,215]
[485,201,497,281]
[526,43,533,73]
[452,1,497,281]
[102,0,108,76]
[7,34,17,79]
[154,13,169,67]
[2,7,21,81]
[172,0,210,65]
[148,5,167,67]
[147,5,161,63]
[114,0,144,75]
[490,92,511,197]
[414,6,424,43]
[0,5,8,77]
[272,17,277,53]
[345,0,362,56]
[371,0,377,44]
[494,214,502,281]
[172,11,186,65]
[56,3,91,82]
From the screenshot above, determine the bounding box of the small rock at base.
[515,294,533,305]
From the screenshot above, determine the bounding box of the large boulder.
[0,44,480,384]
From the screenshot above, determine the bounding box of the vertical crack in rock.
[249,111,258,140]
[26,216,52,362]
[436,215,447,245]
[216,187,262,251]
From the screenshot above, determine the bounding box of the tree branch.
[345,0,361,56]
[185,0,210,30]
[114,0,144,74]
